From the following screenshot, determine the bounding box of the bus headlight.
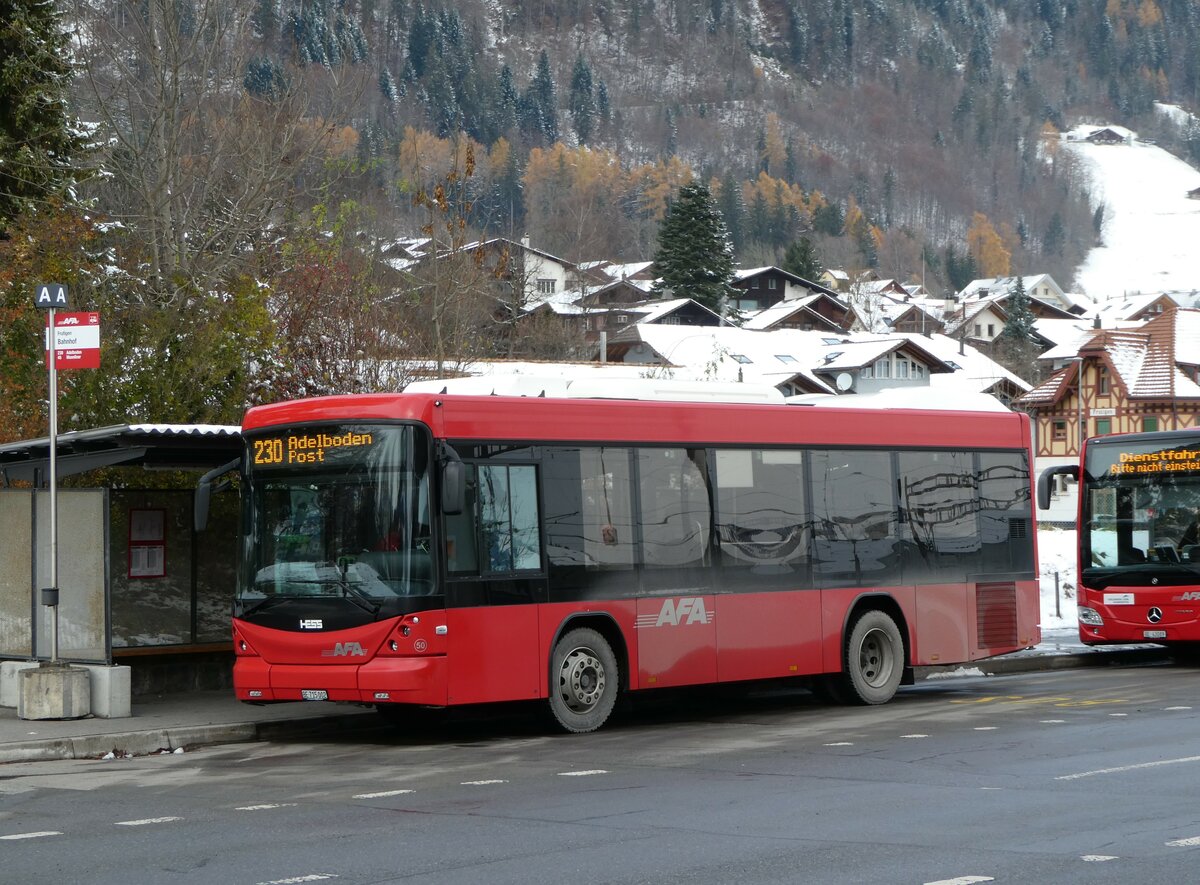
[1078,607,1104,626]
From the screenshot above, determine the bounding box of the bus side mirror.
[195,458,242,531]
[1037,464,1079,511]
[442,460,465,515]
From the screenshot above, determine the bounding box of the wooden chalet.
[1086,127,1125,145]
[731,267,845,312]
[887,303,945,334]
[741,292,852,332]
[1017,308,1200,458]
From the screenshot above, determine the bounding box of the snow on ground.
[1038,526,1079,639]
[1067,128,1200,299]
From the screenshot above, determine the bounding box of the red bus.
[200,390,1040,732]
[1039,428,1200,647]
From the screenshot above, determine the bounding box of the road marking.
[1056,754,1200,780]
[461,779,507,785]
[951,695,1126,708]
[1040,719,1066,724]
[1081,855,1118,861]
[823,742,854,746]
[255,875,339,885]
[901,734,928,739]
[115,816,183,826]
[923,876,993,884]
[353,789,414,799]
[974,726,998,731]
[1165,706,1192,711]
[236,803,298,811]
[1166,835,1200,847]
[0,831,62,840]
[557,770,608,777]
[1109,713,1128,717]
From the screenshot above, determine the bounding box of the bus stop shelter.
[0,425,242,711]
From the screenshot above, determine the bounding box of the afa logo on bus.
[636,597,713,628]
[321,642,367,657]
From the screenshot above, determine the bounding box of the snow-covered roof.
[613,325,1027,397]
[628,297,721,324]
[0,424,242,481]
[1021,309,1200,405]
[740,296,823,330]
[958,274,1061,302]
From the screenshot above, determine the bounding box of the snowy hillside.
[1068,125,1200,301]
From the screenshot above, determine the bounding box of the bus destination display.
[1105,447,1200,477]
[252,431,375,467]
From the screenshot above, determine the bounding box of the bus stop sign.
[34,283,70,309]
[44,312,101,370]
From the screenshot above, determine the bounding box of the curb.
[0,711,375,765]
[921,646,1174,679]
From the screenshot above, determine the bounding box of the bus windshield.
[1083,438,1200,588]
[240,424,433,612]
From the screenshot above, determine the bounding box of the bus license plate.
[1143,630,1167,639]
[301,689,328,700]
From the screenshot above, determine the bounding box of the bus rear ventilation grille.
[976,581,1018,649]
[1008,518,1030,539]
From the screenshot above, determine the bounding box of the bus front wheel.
[548,627,619,733]
[840,610,904,705]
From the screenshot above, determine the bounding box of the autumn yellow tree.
[966,212,1011,277]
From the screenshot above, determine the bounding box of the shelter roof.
[0,424,242,483]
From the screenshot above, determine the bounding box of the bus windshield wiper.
[239,595,290,618]
[337,578,381,615]
[330,560,382,616]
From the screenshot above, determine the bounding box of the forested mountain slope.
[225,0,1200,290]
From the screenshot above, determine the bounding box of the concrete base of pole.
[0,661,42,707]
[18,663,91,720]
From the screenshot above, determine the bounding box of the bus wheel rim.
[559,648,605,712]
[858,628,894,687]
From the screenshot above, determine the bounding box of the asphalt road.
[3,663,1200,885]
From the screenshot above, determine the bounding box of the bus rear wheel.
[548,627,619,733]
[839,610,904,705]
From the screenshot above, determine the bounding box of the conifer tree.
[651,181,736,314]
[996,275,1041,383]
[0,0,88,233]
[782,237,823,281]
[1000,276,1037,343]
[568,55,595,145]
[531,50,557,143]
[716,171,746,253]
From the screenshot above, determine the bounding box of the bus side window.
[448,463,543,576]
[637,448,711,570]
[478,464,541,573]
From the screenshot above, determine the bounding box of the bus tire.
[548,627,619,733]
[840,609,904,705]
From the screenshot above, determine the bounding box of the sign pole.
[34,283,71,664]
[22,283,94,721]
[47,305,60,664]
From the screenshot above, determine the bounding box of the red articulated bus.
[199,386,1040,732]
[1040,428,1200,648]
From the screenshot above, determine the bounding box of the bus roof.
[242,392,1031,451]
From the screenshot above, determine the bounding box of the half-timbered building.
[1018,308,1200,459]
